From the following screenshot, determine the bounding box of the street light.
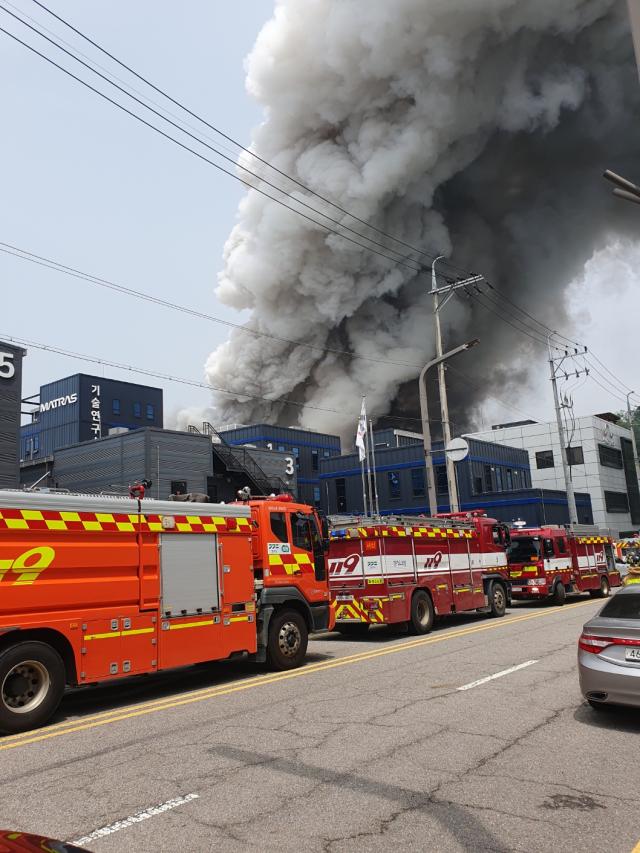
[603,169,640,206]
[419,338,479,515]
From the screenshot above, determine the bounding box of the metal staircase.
[188,422,288,495]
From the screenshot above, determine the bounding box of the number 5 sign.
[0,351,15,379]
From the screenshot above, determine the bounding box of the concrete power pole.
[626,391,640,483]
[430,258,483,513]
[548,333,579,526]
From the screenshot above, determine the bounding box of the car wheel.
[489,582,507,618]
[266,609,308,671]
[0,642,65,735]
[551,582,566,606]
[410,590,434,635]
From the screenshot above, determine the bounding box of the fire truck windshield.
[506,536,541,564]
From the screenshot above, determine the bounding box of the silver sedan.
[578,586,640,709]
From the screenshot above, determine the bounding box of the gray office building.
[0,341,26,488]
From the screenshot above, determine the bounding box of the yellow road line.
[0,599,597,752]
[631,842,640,853]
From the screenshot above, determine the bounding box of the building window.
[312,450,319,471]
[170,480,187,495]
[495,468,503,492]
[604,491,630,514]
[599,444,623,469]
[388,471,401,500]
[112,398,121,415]
[483,464,493,493]
[536,450,554,469]
[146,403,155,421]
[435,466,447,494]
[270,512,288,543]
[411,468,425,497]
[336,478,347,513]
[566,446,584,466]
[323,450,330,458]
[277,445,285,452]
[473,476,483,495]
[313,486,321,506]
[505,468,513,490]
[133,401,142,418]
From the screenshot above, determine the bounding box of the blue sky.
[1,1,272,424]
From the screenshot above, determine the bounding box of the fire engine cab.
[506,524,621,604]
[0,489,330,734]
[328,512,510,635]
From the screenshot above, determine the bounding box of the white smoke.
[203,0,639,439]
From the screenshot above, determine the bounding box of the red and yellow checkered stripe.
[0,508,251,535]
[576,536,610,545]
[268,552,313,575]
[332,596,384,624]
[331,525,475,540]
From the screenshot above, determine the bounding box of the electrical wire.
[0,20,432,280]
[0,5,447,280]
[0,241,426,370]
[4,332,447,426]
[29,0,476,280]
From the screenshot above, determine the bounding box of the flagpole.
[357,396,369,517]
[369,420,380,517]
[365,424,374,518]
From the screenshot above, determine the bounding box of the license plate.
[625,648,640,661]
[336,595,352,602]
[511,586,523,593]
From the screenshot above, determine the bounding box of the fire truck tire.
[266,609,308,671]
[590,577,610,599]
[410,591,434,635]
[551,582,566,606]
[489,582,507,618]
[0,642,65,734]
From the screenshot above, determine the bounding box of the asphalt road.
[1,598,639,853]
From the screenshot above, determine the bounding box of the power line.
[4,331,447,426]
[1,5,449,280]
[0,19,432,279]
[0,241,428,369]
[29,0,475,281]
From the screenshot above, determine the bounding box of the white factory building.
[467,414,640,536]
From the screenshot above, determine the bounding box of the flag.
[356,397,367,462]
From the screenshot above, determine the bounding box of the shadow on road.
[573,701,640,733]
[48,650,333,728]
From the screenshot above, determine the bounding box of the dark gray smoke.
[203,0,640,439]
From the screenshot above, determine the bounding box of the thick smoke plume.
[205,0,640,440]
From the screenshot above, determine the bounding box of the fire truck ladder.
[188,422,288,496]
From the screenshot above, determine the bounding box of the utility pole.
[548,332,586,526]
[430,257,483,512]
[626,391,640,483]
[420,339,479,515]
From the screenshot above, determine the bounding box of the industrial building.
[20,373,164,461]
[20,426,297,502]
[0,340,26,488]
[468,414,640,534]
[215,423,342,506]
[319,433,593,527]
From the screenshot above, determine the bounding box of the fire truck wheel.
[551,582,566,606]
[267,609,308,671]
[590,577,610,599]
[410,591,434,635]
[489,582,507,618]
[0,642,65,734]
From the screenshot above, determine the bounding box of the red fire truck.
[506,524,622,604]
[0,489,330,734]
[328,512,511,635]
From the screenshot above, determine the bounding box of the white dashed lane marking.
[457,659,538,691]
[70,793,199,846]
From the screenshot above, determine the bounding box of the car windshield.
[506,536,540,564]
[599,594,640,620]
